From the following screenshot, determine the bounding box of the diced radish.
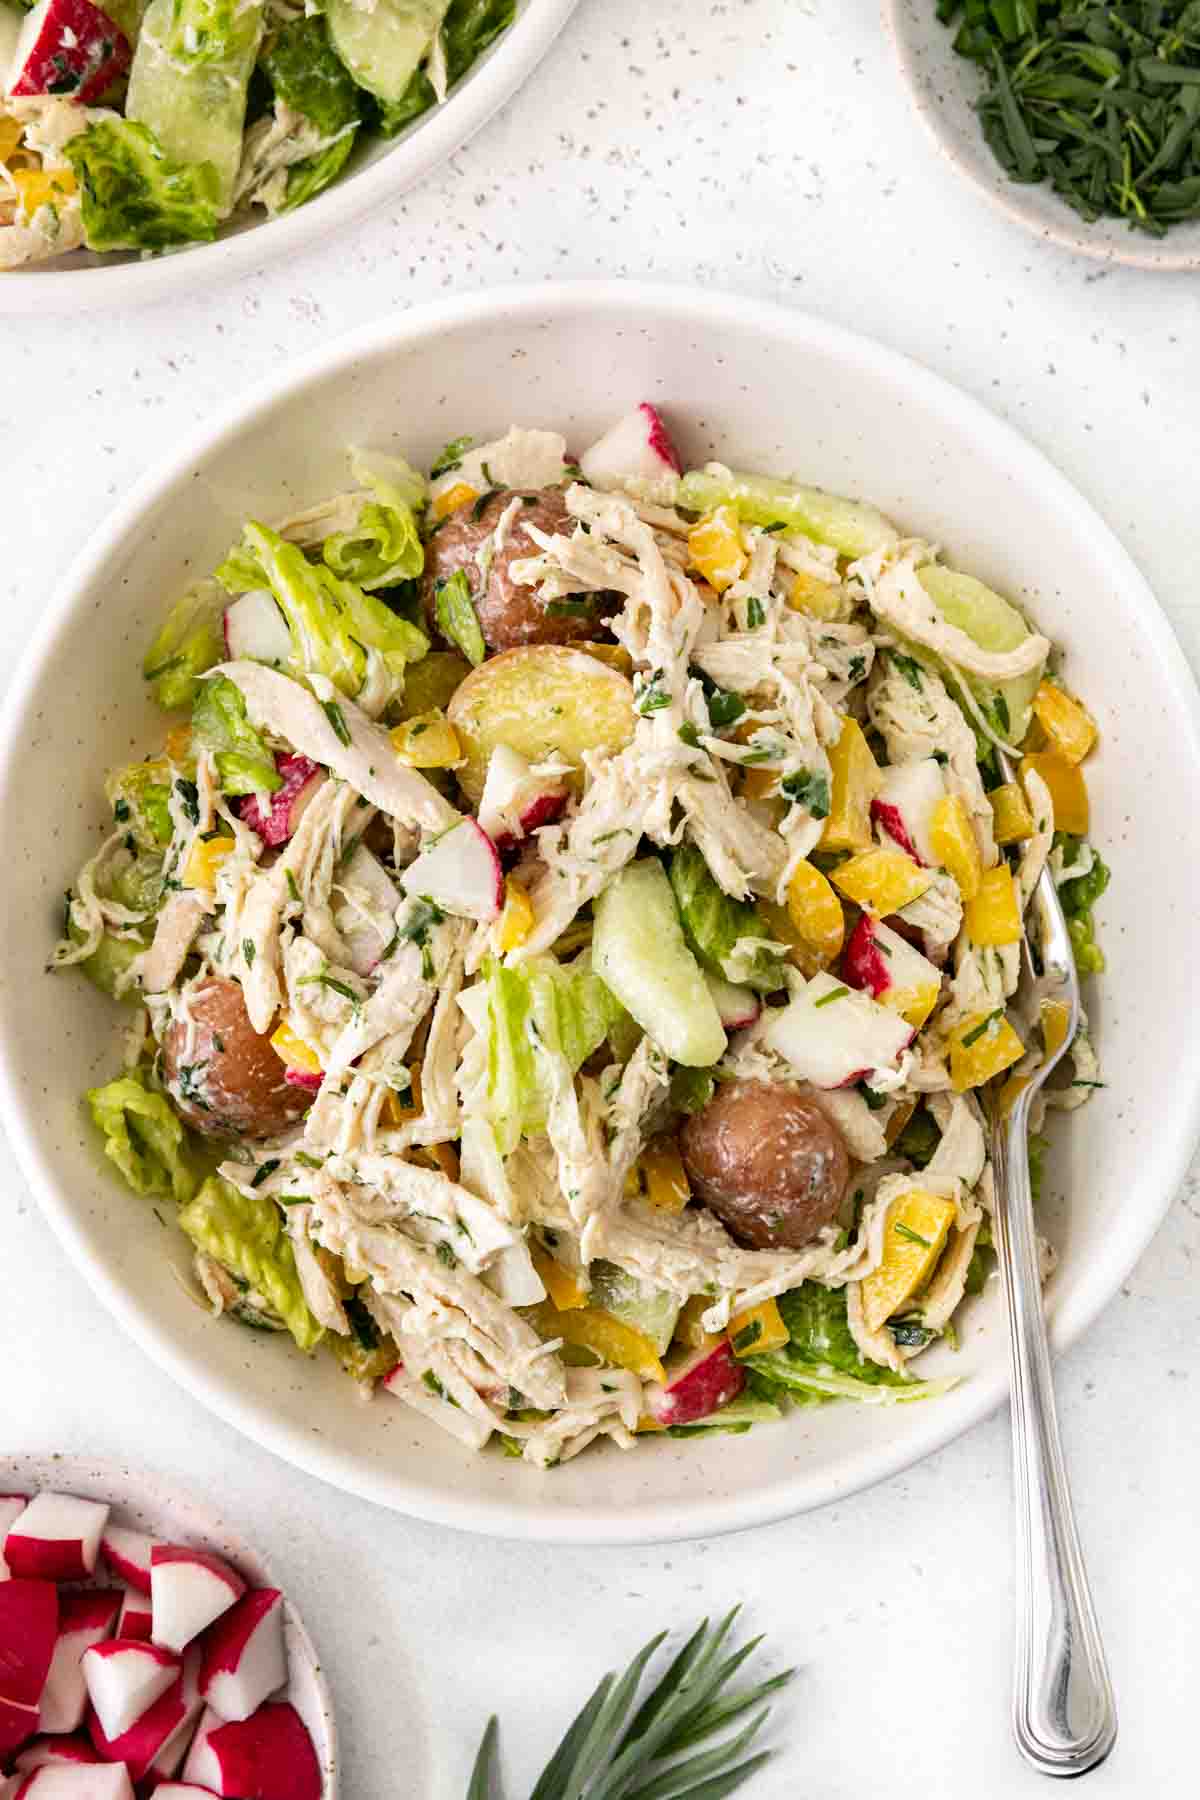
[6,0,130,105]
[763,969,912,1088]
[222,591,291,669]
[179,1709,222,1790]
[0,1700,40,1763]
[579,403,683,503]
[5,1496,109,1583]
[476,744,568,855]
[0,1579,58,1702]
[198,1591,285,1725]
[141,1648,204,1784]
[644,1339,744,1427]
[333,844,400,977]
[399,818,503,923]
[13,1738,98,1772]
[99,1529,155,1597]
[39,1591,120,1735]
[150,1550,245,1656]
[183,1702,319,1800]
[870,759,945,867]
[14,1768,134,1799]
[116,1590,152,1643]
[235,754,323,848]
[703,972,761,1031]
[841,914,943,1032]
[0,1497,28,1581]
[146,1788,218,1798]
[88,1646,199,1784]
[81,1641,178,1742]
[282,1068,322,1094]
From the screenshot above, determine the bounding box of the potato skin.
[422,487,612,653]
[162,977,312,1140]
[680,1079,850,1250]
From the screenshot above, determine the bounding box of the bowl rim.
[880,0,1200,273]
[3,278,1198,1542]
[0,0,579,316]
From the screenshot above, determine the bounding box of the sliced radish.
[579,403,683,503]
[141,1648,204,1785]
[282,1068,322,1094]
[6,0,131,105]
[150,1549,245,1656]
[235,754,323,849]
[146,1788,219,1798]
[643,1339,743,1427]
[763,969,912,1089]
[39,1590,120,1735]
[13,1739,98,1773]
[841,914,943,1031]
[81,1641,178,1742]
[0,1699,40,1763]
[183,1701,320,1800]
[703,972,761,1031]
[476,744,568,855]
[5,1495,109,1583]
[178,1708,223,1790]
[88,1645,199,1784]
[0,1497,28,1581]
[14,1767,135,1798]
[222,591,291,669]
[199,1591,285,1724]
[99,1528,155,1597]
[0,1578,58,1702]
[333,844,400,977]
[399,819,502,923]
[870,759,945,867]
[116,1589,152,1643]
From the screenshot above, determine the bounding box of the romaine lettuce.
[1056,836,1110,977]
[262,13,361,134]
[668,844,786,992]
[178,1176,323,1352]
[142,579,226,711]
[747,1283,954,1405]
[191,674,281,797]
[320,449,425,590]
[126,0,265,211]
[282,131,358,212]
[482,953,629,1154]
[65,119,221,252]
[71,924,147,1001]
[327,0,447,105]
[374,0,515,136]
[87,1069,197,1203]
[105,760,174,851]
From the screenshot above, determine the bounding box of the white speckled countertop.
[2,2,1199,1794]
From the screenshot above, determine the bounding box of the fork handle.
[991,1113,1117,1778]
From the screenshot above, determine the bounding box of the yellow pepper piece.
[989,780,1034,846]
[431,481,479,521]
[572,641,634,676]
[860,1188,957,1332]
[949,1009,1025,1092]
[1040,996,1072,1062]
[820,716,879,852]
[165,724,193,765]
[1022,752,1089,836]
[995,1072,1032,1122]
[787,570,842,620]
[389,711,462,769]
[741,765,780,803]
[382,1064,422,1126]
[965,864,1021,948]
[182,834,235,892]
[687,506,747,593]
[728,1297,790,1357]
[497,877,534,953]
[269,1021,323,1075]
[831,847,932,915]
[1032,681,1097,765]
[530,1245,588,1312]
[0,117,24,161]
[888,980,942,1033]
[675,1296,717,1349]
[640,1139,690,1214]
[929,793,983,900]
[885,1096,917,1148]
[784,860,846,974]
[531,1302,666,1383]
[12,166,75,219]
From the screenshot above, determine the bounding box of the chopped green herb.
[677,721,702,748]
[250,1159,280,1189]
[436,1241,458,1269]
[780,768,831,818]
[174,778,200,825]
[286,869,302,905]
[746,595,766,629]
[434,569,486,667]
[961,1008,1003,1048]
[322,699,351,747]
[813,984,850,1008]
[732,1319,763,1353]
[894,1221,932,1249]
[891,651,925,691]
[429,435,473,479]
[242,938,256,967]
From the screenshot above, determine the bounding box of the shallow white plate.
[0,0,578,314]
[1,281,1198,1543]
[883,0,1200,271]
[1,1453,337,1794]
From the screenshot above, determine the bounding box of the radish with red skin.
[235,755,323,848]
[0,1497,28,1581]
[221,592,291,669]
[150,1549,245,1656]
[182,1701,319,1800]
[703,973,760,1031]
[14,1767,135,1799]
[6,0,130,104]
[141,1649,204,1786]
[762,969,913,1089]
[13,1737,99,1772]
[147,1787,218,1798]
[644,1340,744,1428]
[88,1645,200,1784]
[81,1641,178,1742]
[39,1590,121,1735]
[282,1068,322,1094]
[98,1530,154,1598]
[399,818,503,922]
[841,914,943,1026]
[477,744,568,854]
[116,1591,152,1644]
[6,1496,109,1582]
[0,1701,40,1762]
[198,1591,285,1724]
[579,404,683,500]
[870,760,945,868]
[0,1578,58,1704]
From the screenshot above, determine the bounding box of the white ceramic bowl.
[1,281,1198,1543]
[0,1453,337,1793]
[0,0,577,314]
[883,0,1200,271]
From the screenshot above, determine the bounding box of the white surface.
[0,0,1197,1793]
[3,280,1198,1545]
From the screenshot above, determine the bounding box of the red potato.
[13,1740,98,1774]
[161,979,313,1140]
[680,1079,851,1251]
[199,1591,285,1724]
[236,755,323,849]
[0,1578,58,1703]
[99,1529,154,1598]
[81,1641,178,1743]
[182,1702,319,1800]
[39,1590,121,1734]
[6,0,130,104]
[643,1340,744,1427]
[150,1549,244,1656]
[5,1495,109,1583]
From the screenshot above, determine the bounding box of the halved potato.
[447,646,637,804]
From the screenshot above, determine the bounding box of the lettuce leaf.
[482,953,629,1154]
[66,119,221,253]
[320,449,425,590]
[105,760,175,851]
[142,580,227,711]
[87,1070,197,1203]
[747,1284,954,1406]
[262,13,361,133]
[178,1176,323,1352]
[375,0,515,134]
[668,844,786,992]
[283,130,358,212]
[1056,835,1110,977]
[192,674,281,797]
[126,0,265,212]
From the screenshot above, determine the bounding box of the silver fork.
[988,749,1117,1778]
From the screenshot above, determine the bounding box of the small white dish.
[882,0,1200,271]
[0,1453,338,1795]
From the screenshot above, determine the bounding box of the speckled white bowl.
[1,281,1198,1542]
[0,0,578,314]
[883,0,1200,270]
[0,1454,337,1793]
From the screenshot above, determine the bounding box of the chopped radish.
[146,1788,218,1798]
[141,1648,204,1785]
[13,1738,98,1772]
[39,1590,120,1734]
[235,754,323,848]
[399,819,502,923]
[841,914,943,1031]
[579,403,682,503]
[222,591,291,669]
[763,969,913,1088]
[0,1578,58,1702]
[150,1550,245,1656]
[870,759,945,867]
[88,1645,199,1784]
[644,1339,744,1427]
[0,1700,40,1763]
[199,1591,285,1724]
[333,844,400,977]
[183,1702,319,1800]
[6,0,130,105]
[0,1497,28,1581]
[179,1709,223,1790]
[99,1529,154,1597]
[703,972,760,1030]
[282,1068,322,1094]
[5,1496,109,1583]
[477,744,568,855]
[81,1641,178,1742]
[116,1590,152,1643]
[14,1768,134,1798]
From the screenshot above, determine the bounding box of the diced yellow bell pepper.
[1021,752,1089,836]
[270,1021,323,1075]
[572,641,634,676]
[728,1297,790,1357]
[860,1188,958,1332]
[530,1245,588,1312]
[831,847,932,915]
[888,980,942,1032]
[740,764,780,803]
[12,166,75,219]
[949,1009,1025,1092]
[429,1141,461,1182]
[885,1096,917,1148]
[989,780,1034,846]
[965,864,1021,948]
[182,834,235,892]
[0,118,24,162]
[389,711,462,769]
[995,1072,1032,1122]
[641,1138,690,1214]
[1032,681,1097,765]
[1040,996,1072,1062]
[431,481,479,521]
[787,569,842,620]
[497,878,534,953]
[675,1296,717,1349]
[531,1302,666,1383]
[784,860,846,973]
[687,506,747,593]
[636,1414,668,1433]
[165,724,193,765]
[623,1164,643,1198]
[820,715,879,852]
[929,793,983,900]
[382,1063,422,1126]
